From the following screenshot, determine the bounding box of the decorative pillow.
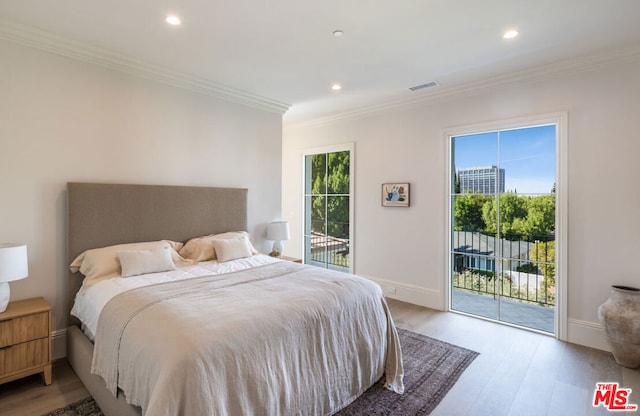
[178,231,258,261]
[117,247,176,277]
[213,237,254,263]
[178,236,216,262]
[70,240,186,287]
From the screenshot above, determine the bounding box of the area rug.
[42,328,478,416]
[336,328,479,415]
[41,396,102,416]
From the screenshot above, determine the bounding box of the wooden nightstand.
[280,256,303,264]
[0,297,52,386]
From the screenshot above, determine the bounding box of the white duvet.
[71,254,281,340]
[74,256,404,415]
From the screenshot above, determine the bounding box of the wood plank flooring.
[387,299,640,416]
[0,299,637,416]
[0,359,88,416]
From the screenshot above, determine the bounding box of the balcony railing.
[305,231,349,269]
[453,268,554,307]
[452,230,555,307]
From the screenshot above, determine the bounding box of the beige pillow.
[213,237,254,262]
[117,247,176,277]
[70,240,186,287]
[179,231,258,261]
[178,236,216,262]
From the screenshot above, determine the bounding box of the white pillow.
[179,231,258,261]
[213,237,254,262]
[70,240,187,287]
[117,247,176,277]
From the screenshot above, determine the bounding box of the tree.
[482,193,528,238]
[310,151,350,239]
[522,195,555,241]
[454,194,489,231]
[530,240,555,292]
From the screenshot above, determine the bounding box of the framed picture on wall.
[382,183,410,207]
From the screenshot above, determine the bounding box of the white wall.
[0,39,283,356]
[283,58,640,351]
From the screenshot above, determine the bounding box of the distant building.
[458,166,505,194]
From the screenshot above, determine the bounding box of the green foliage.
[454,193,555,242]
[530,241,556,291]
[521,196,555,241]
[482,193,528,239]
[309,151,350,239]
[453,194,490,231]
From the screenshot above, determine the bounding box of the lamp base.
[0,282,10,313]
[270,241,284,258]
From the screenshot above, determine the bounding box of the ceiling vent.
[409,81,439,91]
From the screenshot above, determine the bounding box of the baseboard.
[52,328,67,360]
[359,274,444,311]
[567,318,610,352]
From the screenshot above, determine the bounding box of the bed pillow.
[213,237,254,262]
[178,236,216,262]
[117,247,176,277]
[70,240,186,287]
[211,231,259,255]
[178,231,258,261]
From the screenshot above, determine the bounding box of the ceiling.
[1,0,640,125]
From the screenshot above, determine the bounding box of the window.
[303,145,353,272]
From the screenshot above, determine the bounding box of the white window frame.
[301,143,355,274]
[444,112,568,341]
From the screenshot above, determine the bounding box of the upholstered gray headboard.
[67,182,248,324]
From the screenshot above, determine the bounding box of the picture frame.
[382,183,410,207]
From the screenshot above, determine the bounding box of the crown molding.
[286,43,640,130]
[0,18,291,115]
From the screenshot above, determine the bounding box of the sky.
[453,124,556,194]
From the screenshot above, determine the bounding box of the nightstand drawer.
[0,312,49,348]
[0,338,49,375]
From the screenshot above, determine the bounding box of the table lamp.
[267,220,290,257]
[0,244,29,313]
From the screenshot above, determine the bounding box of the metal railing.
[309,244,349,269]
[453,267,554,307]
[452,231,555,307]
[304,229,349,269]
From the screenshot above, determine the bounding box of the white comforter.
[82,258,404,415]
[71,254,282,340]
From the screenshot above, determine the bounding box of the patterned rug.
[41,397,102,416]
[336,328,479,415]
[42,328,478,416]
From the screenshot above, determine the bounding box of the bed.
[65,182,404,416]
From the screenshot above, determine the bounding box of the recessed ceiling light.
[166,15,181,26]
[503,29,519,39]
[333,30,344,37]
[331,84,342,91]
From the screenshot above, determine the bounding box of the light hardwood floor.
[0,359,89,416]
[1,299,638,416]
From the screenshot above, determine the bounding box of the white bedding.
[73,255,405,415]
[71,254,281,340]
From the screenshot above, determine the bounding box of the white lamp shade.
[0,244,29,282]
[267,221,291,241]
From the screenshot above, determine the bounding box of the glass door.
[450,125,557,333]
